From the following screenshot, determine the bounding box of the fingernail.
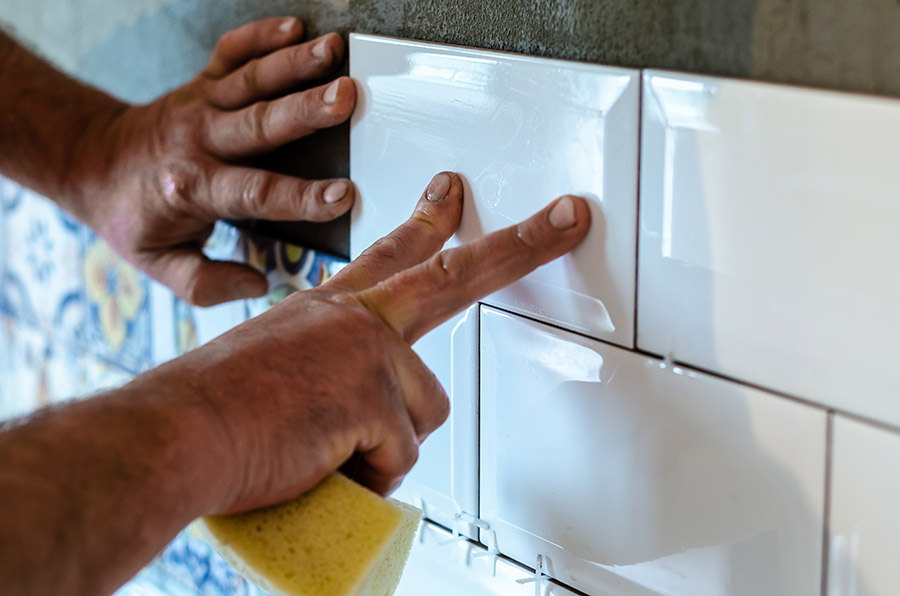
[231,278,267,300]
[312,37,330,60]
[549,196,578,229]
[279,18,297,34]
[324,180,349,204]
[425,172,452,202]
[323,79,341,105]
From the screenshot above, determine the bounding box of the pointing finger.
[357,195,591,344]
[328,172,464,293]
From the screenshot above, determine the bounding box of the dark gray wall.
[4,0,900,254]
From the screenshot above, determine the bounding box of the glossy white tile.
[829,416,900,596]
[393,306,478,536]
[639,71,900,424]
[350,34,640,347]
[480,306,826,596]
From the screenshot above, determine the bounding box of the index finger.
[356,195,591,344]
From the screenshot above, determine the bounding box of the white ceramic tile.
[639,71,900,424]
[393,306,478,536]
[480,306,826,596]
[350,34,639,347]
[395,521,580,596]
[829,416,900,596]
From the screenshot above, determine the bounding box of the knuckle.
[244,101,273,144]
[241,171,275,212]
[399,439,419,473]
[366,234,407,265]
[157,162,200,212]
[512,222,541,254]
[428,247,471,288]
[240,59,261,95]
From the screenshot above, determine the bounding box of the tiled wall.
[0,179,346,596]
[3,32,900,596]
[351,35,900,596]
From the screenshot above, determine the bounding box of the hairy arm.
[0,375,231,595]
[0,172,590,595]
[0,30,125,215]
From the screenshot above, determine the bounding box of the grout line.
[422,516,592,596]
[820,412,834,596]
[633,73,644,351]
[475,303,482,526]
[482,302,900,438]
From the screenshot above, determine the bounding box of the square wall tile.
[829,416,900,596]
[350,34,639,347]
[638,71,900,424]
[480,306,826,596]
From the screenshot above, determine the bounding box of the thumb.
[147,249,268,307]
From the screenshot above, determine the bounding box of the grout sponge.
[197,473,422,596]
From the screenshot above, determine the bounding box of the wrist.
[120,359,240,517]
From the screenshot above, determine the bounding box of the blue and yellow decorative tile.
[157,526,257,596]
[0,184,86,340]
[244,233,347,318]
[81,231,152,374]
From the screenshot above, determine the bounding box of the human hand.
[134,172,591,514]
[71,17,356,306]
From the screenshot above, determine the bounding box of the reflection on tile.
[638,71,900,425]
[829,416,900,596]
[480,306,826,596]
[82,231,151,374]
[350,34,640,347]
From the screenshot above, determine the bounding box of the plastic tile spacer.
[516,553,552,596]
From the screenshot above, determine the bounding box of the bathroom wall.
[3,3,900,595]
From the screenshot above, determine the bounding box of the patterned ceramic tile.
[0,184,86,340]
[157,526,258,596]
[243,232,346,319]
[81,230,152,374]
[0,314,85,422]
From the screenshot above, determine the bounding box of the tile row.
[349,33,900,428]
[395,303,900,596]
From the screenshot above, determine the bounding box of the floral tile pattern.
[1,174,349,595]
[243,232,346,320]
[82,231,152,374]
[0,187,85,340]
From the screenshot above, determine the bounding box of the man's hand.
[0,172,589,595]
[139,172,592,513]
[79,17,357,305]
[0,18,356,306]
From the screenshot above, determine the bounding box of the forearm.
[0,369,231,596]
[0,29,127,218]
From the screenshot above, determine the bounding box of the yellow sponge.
[198,473,421,596]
